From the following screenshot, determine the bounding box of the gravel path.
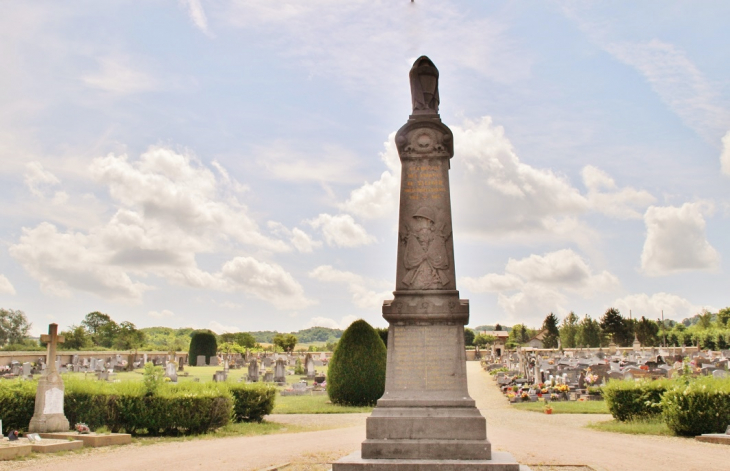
[3,363,728,471]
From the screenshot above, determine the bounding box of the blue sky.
[1,1,728,336]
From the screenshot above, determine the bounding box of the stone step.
[367,416,487,441]
[332,450,526,471]
[362,439,491,460]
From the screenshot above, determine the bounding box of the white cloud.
[308,214,376,248]
[340,117,656,247]
[611,292,715,321]
[0,275,16,295]
[221,256,316,310]
[148,309,174,319]
[208,320,240,334]
[462,249,619,325]
[268,222,322,253]
[24,162,68,205]
[604,39,730,139]
[9,222,153,300]
[180,0,210,35]
[721,130,730,176]
[309,265,392,310]
[339,133,401,219]
[82,56,157,95]
[305,315,359,331]
[90,147,289,252]
[582,165,655,219]
[641,202,720,275]
[9,147,317,309]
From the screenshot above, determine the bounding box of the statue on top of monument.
[409,56,439,115]
[401,206,451,289]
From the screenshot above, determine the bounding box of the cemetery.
[1,3,730,470]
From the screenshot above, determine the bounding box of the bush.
[661,376,730,436]
[228,383,276,422]
[0,379,36,431]
[602,379,670,422]
[327,319,386,406]
[189,330,217,366]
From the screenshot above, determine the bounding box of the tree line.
[465,307,730,350]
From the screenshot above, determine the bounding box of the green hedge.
[0,378,276,434]
[602,379,670,422]
[228,383,276,422]
[661,376,730,436]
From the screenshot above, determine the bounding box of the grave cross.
[41,323,64,374]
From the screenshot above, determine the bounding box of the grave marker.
[29,324,70,433]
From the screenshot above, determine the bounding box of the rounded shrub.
[602,379,669,422]
[327,319,386,406]
[661,376,730,436]
[189,329,218,366]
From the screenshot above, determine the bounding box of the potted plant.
[544,404,553,415]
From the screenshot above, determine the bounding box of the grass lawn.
[586,418,673,436]
[511,400,609,414]
[273,394,373,414]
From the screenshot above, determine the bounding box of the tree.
[717,307,730,328]
[219,332,257,348]
[464,328,475,347]
[81,311,119,347]
[113,321,145,350]
[188,330,217,366]
[0,309,32,346]
[577,315,601,348]
[328,319,386,406]
[697,310,713,329]
[60,325,92,350]
[494,323,502,331]
[272,333,297,353]
[541,313,560,348]
[560,312,579,348]
[507,324,530,347]
[635,316,660,347]
[473,334,496,348]
[600,308,632,346]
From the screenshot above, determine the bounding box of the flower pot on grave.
[544,409,553,415]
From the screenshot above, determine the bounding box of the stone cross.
[40,324,64,374]
[29,323,69,433]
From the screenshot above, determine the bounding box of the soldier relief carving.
[401,206,452,289]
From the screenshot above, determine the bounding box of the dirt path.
[3,363,728,471]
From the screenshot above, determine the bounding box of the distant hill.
[249,327,344,344]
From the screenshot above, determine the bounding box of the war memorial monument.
[333,57,530,470]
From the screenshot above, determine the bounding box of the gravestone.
[213,371,227,382]
[29,324,70,433]
[247,359,259,382]
[333,56,527,470]
[274,359,287,383]
[178,356,185,372]
[209,356,220,367]
[22,362,32,379]
[304,354,315,380]
[196,355,207,366]
[165,362,178,382]
[263,370,273,382]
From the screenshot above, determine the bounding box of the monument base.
[38,432,132,447]
[28,413,69,434]
[333,450,532,471]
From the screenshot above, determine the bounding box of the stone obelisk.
[29,323,70,433]
[333,56,528,470]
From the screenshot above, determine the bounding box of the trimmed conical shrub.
[188,330,217,366]
[327,319,386,406]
